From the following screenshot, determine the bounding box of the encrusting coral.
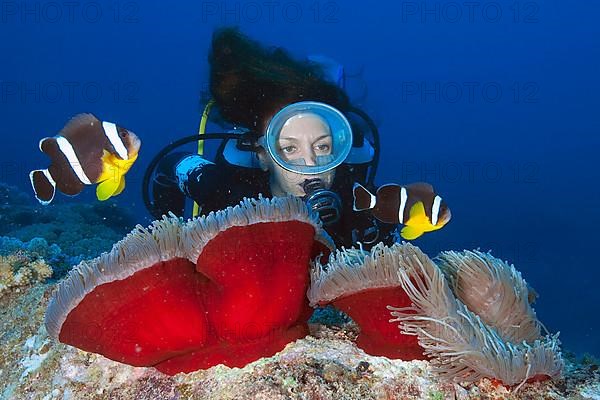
[0,250,53,297]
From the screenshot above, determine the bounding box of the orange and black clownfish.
[353,182,451,240]
[29,113,141,205]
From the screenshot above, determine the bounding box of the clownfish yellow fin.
[401,201,430,240]
[96,178,122,201]
[408,201,431,225]
[113,176,126,196]
[400,225,425,240]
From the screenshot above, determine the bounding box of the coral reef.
[0,236,82,280]
[0,249,52,297]
[0,182,135,259]
[0,182,584,396]
[308,305,351,326]
[0,281,598,399]
[0,236,61,259]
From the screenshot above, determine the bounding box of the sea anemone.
[387,243,563,387]
[308,243,425,360]
[437,249,541,343]
[45,196,333,375]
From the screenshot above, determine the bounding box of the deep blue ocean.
[1,1,598,358]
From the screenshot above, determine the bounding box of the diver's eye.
[281,145,296,155]
[315,143,330,153]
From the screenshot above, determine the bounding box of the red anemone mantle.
[45,197,332,375]
[308,243,426,360]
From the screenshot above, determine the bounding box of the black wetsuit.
[151,152,398,251]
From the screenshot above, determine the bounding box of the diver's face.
[278,114,333,166]
[259,113,335,197]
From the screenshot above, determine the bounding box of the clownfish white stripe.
[41,168,56,187]
[102,121,129,160]
[398,187,408,224]
[368,189,376,209]
[352,182,377,211]
[55,136,92,185]
[431,195,442,225]
[29,169,56,205]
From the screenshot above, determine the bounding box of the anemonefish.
[29,113,141,205]
[353,182,451,240]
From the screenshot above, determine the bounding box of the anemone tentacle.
[437,249,541,343]
[387,243,563,386]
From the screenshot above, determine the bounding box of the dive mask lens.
[264,101,352,175]
[286,154,335,167]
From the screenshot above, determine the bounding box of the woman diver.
[145,28,450,250]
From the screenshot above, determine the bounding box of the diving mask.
[259,101,353,175]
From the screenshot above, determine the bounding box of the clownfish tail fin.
[30,169,56,205]
[353,182,376,211]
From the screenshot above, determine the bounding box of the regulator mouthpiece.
[302,179,342,226]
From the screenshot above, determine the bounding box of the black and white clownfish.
[29,113,141,205]
[353,182,451,240]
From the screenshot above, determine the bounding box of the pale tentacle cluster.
[310,242,563,387]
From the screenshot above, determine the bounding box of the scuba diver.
[144,28,450,250]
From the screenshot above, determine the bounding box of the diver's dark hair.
[208,27,350,133]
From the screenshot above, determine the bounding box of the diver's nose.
[306,155,317,166]
[302,147,317,166]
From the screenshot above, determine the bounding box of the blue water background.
[1,1,598,357]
